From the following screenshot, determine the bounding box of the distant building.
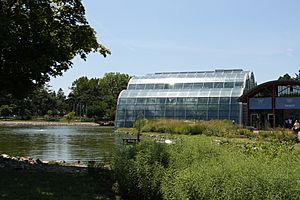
[115,69,256,127]
[240,80,300,129]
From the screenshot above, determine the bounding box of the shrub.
[187,124,207,135]
[113,142,170,200]
[80,117,95,122]
[113,136,300,200]
[162,138,300,200]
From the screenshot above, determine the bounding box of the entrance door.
[251,114,259,128]
[267,114,275,128]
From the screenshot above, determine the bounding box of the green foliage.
[0,0,110,98]
[141,119,236,136]
[113,136,300,200]
[64,112,75,123]
[113,142,170,200]
[278,73,293,80]
[0,104,14,117]
[80,117,95,122]
[140,119,297,142]
[68,73,130,121]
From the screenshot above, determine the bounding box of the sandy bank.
[0,121,100,127]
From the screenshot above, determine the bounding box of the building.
[240,80,300,129]
[115,69,256,127]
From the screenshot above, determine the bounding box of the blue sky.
[50,0,300,94]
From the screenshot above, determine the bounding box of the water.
[0,126,121,162]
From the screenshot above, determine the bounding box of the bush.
[162,138,300,200]
[139,119,238,136]
[113,136,300,200]
[113,142,170,200]
[80,117,95,122]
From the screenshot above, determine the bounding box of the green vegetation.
[113,136,300,200]
[137,119,297,143]
[64,112,75,123]
[0,0,110,98]
[0,72,130,123]
[0,168,115,200]
[112,119,300,199]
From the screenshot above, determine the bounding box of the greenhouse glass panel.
[203,82,213,88]
[116,69,255,127]
[166,97,177,104]
[224,82,234,88]
[174,83,183,89]
[194,83,204,89]
[197,104,208,110]
[136,84,145,90]
[155,84,164,89]
[208,97,219,104]
[119,98,126,104]
[183,83,193,89]
[235,82,244,88]
[145,84,154,89]
[175,110,186,117]
[220,97,230,104]
[214,82,224,88]
[127,98,136,104]
[128,84,136,90]
[136,98,146,104]
[198,97,208,104]
[176,97,185,104]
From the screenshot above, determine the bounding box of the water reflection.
[0,126,119,162]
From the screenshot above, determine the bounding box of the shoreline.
[0,153,113,173]
[0,121,101,127]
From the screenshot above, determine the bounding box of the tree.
[99,72,131,120]
[68,77,101,117]
[0,0,110,98]
[0,104,14,118]
[64,111,75,123]
[68,73,130,121]
[278,73,293,81]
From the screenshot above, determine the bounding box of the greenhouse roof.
[129,69,252,85]
[119,88,244,98]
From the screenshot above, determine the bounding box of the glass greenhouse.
[115,69,256,127]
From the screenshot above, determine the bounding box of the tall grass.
[141,119,236,136]
[139,119,297,142]
[113,136,300,200]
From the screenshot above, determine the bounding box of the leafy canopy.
[0,0,110,98]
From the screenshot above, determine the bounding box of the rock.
[36,159,43,165]
[164,139,173,144]
[1,154,10,159]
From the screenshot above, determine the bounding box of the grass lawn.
[0,168,116,200]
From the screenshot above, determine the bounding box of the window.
[186,97,198,104]
[208,97,219,104]
[224,82,234,88]
[146,98,156,104]
[174,83,183,89]
[235,82,244,88]
[219,97,230,104]
[198,97,208,104]
[145,84,154,89]
[127,98,136,104]
[183,83,193,89]
[128,84,136,90]
[154,84,164,89]
[203,82,213,88]
[136,84,145,90]
[214,82,224,88]
[193,83,203,89]
[136,98,146,104]
[166,98,176,104]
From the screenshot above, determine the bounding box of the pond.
[0,125,121,163]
